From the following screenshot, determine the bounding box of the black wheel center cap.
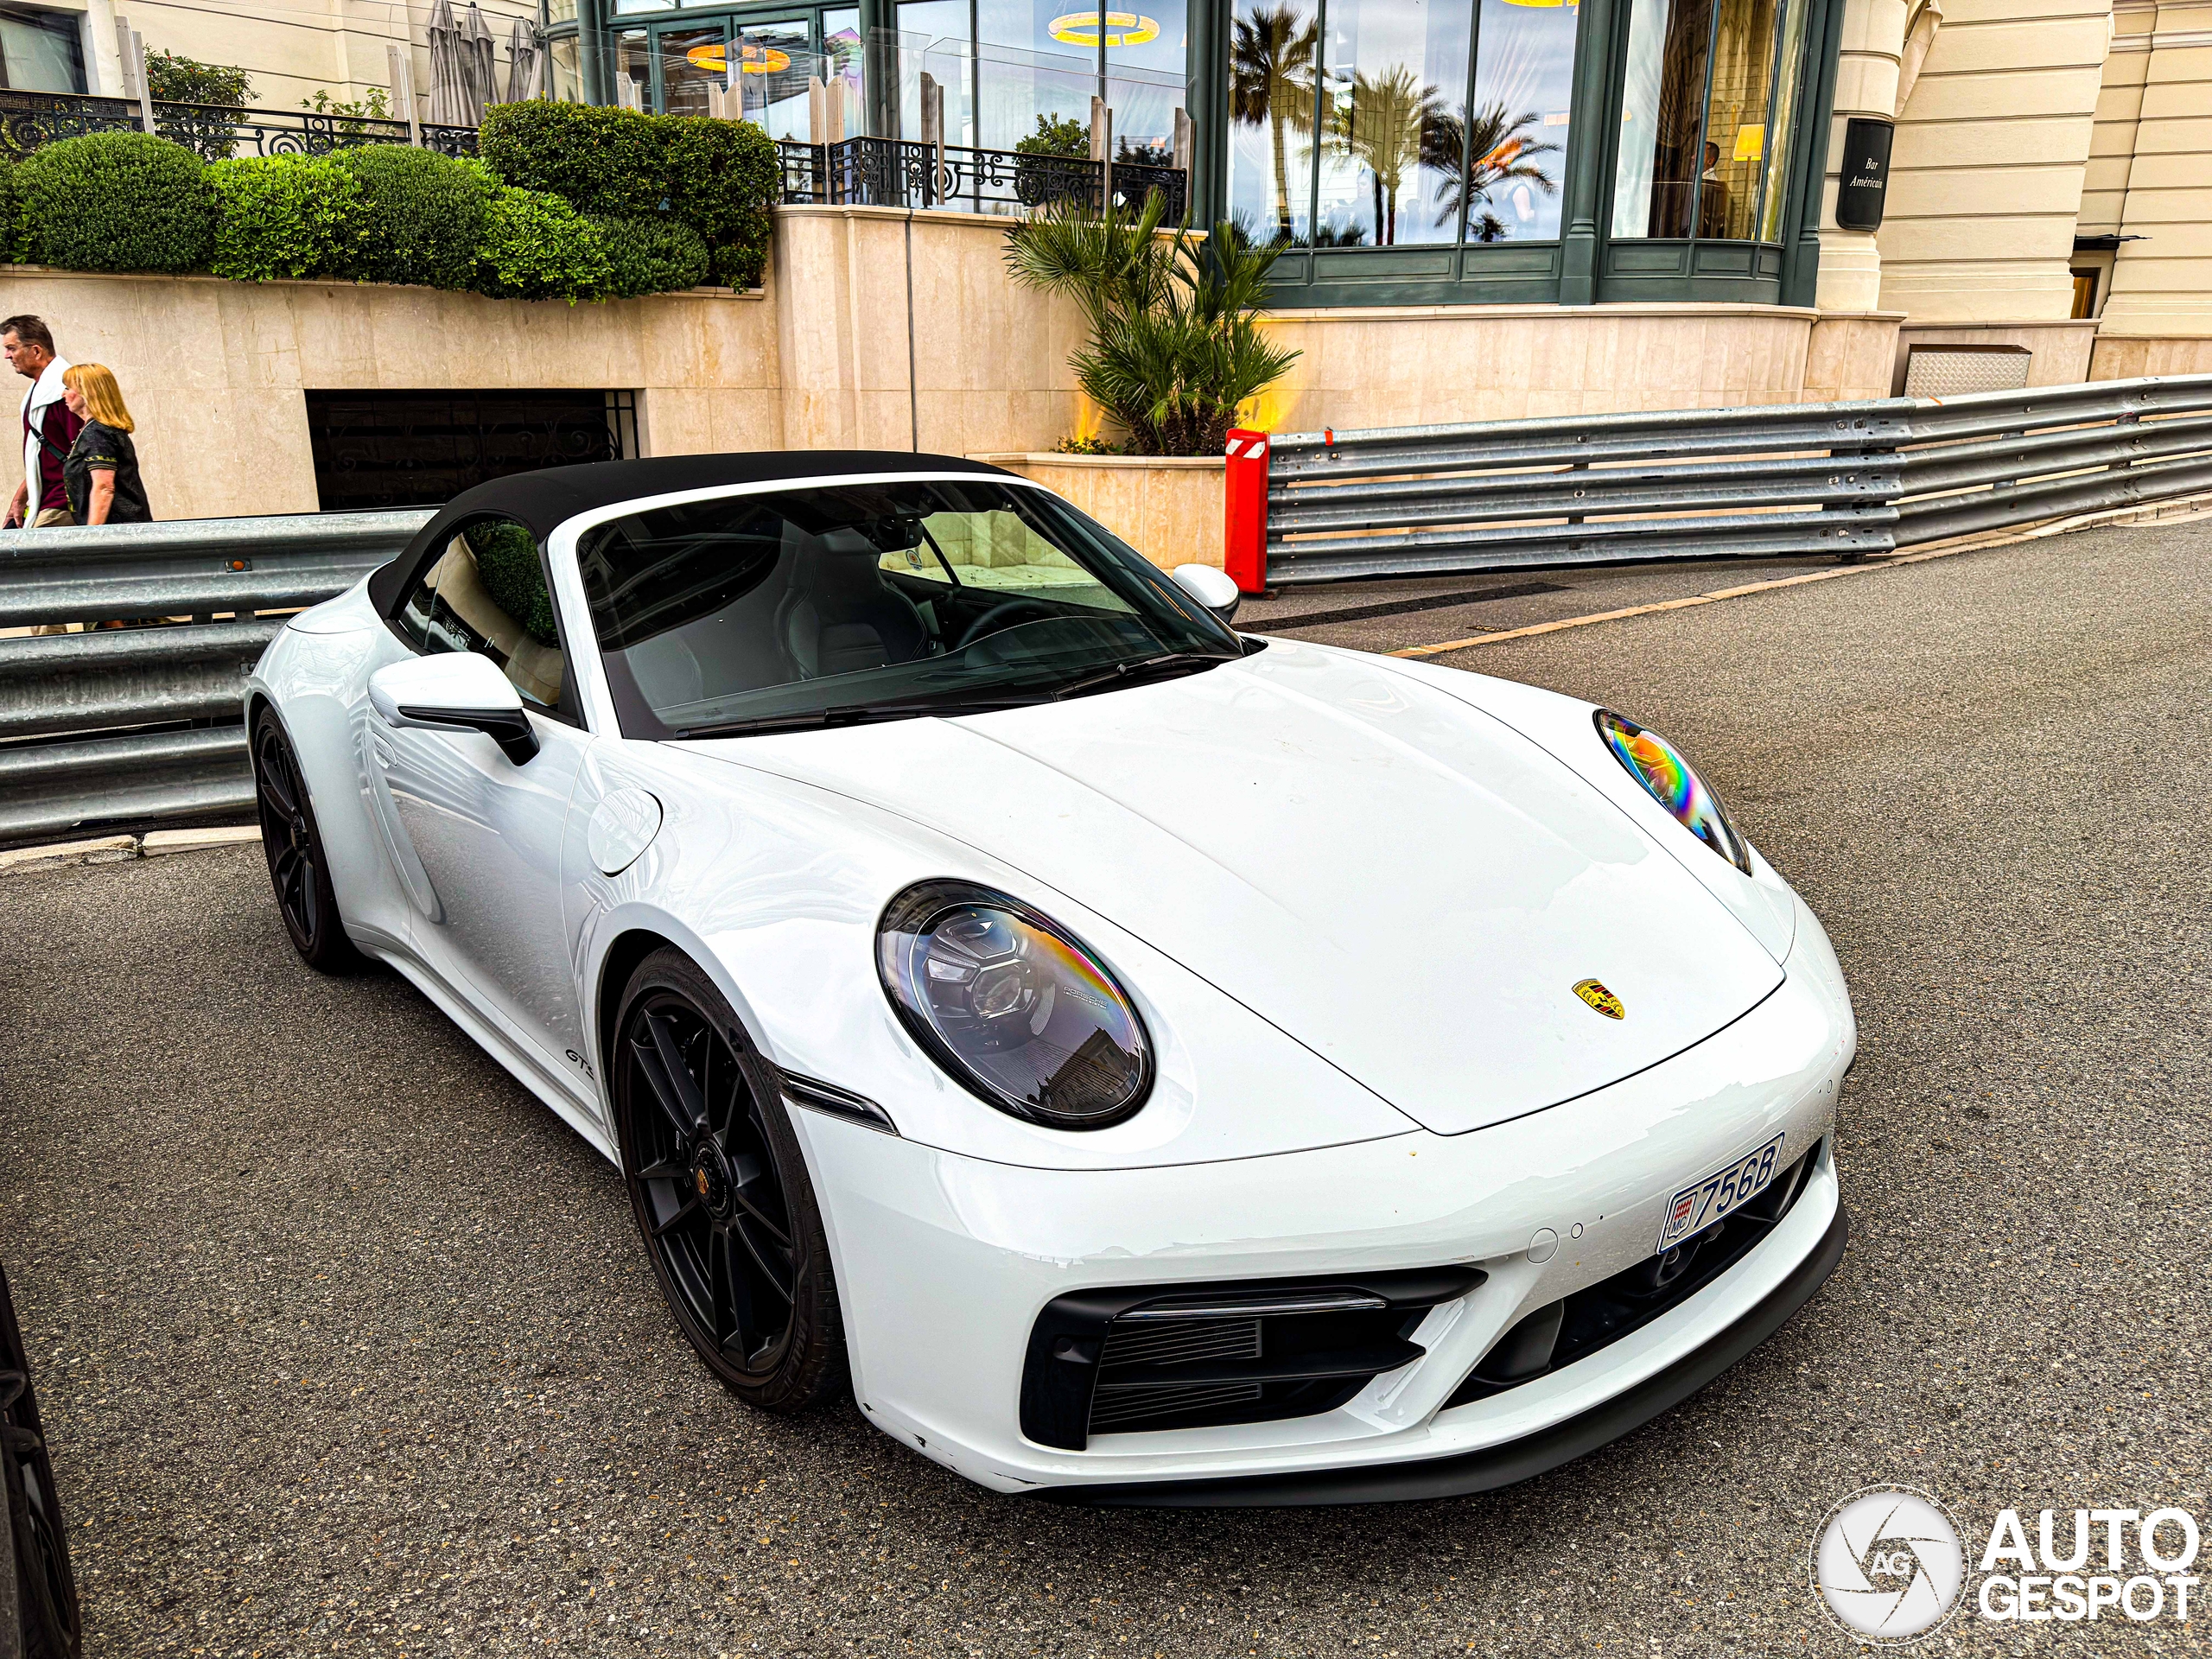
[289,816,310,857]
[690,1143,734,1218]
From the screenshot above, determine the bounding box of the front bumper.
[791,906,1853,1500]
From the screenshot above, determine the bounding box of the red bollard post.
[1223,428,1268,594]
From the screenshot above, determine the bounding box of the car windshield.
[576,479,1245,738]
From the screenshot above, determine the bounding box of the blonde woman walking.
[60,363,150,526]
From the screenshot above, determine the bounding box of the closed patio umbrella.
[461,3,499,121]
[505,16,545,103]
[424,0,470,126]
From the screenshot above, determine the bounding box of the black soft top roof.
[365,450,1016,615]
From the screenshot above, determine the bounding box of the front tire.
[613,949,845,1412]
[251,709,364,974]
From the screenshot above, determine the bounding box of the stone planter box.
[969,451,1226,573]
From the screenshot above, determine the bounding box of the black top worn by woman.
[62,420,151,524]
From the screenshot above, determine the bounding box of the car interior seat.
[778,527,931,679]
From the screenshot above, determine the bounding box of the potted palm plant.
[1001,193,1300,456]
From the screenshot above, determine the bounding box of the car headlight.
[1594,709,1751,874]
[877,880,1154,1128]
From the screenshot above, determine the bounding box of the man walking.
[3,315,79,528]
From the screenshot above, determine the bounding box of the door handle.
[372,732,397,769]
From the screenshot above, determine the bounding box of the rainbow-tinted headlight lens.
[878,880,1153,1128]
[1595,709,1751,874]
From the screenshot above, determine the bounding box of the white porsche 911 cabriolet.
[246,452,1852,1505]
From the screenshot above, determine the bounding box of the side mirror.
[368,652,541,765]
[1171,563,1241,626]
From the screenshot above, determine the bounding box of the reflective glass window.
[1611,0,1712,238]
[395,519,568,714]
[1108,0,1189,162]
[1315,0,1471,248]
[823,5,867,111]
[1463,0,1576,241]
[547,34,584,100]
[899,1,976,143]
[1612,0,1798,240]
[1696,0,1779,238]
[613,29,653,107]
[1757,0,1807,241]
[1227,0,1319,244]
[578,481,1239,740]
[658,24,732,118]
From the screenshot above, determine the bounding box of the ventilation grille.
[1020,1265,1489,1452]
[1090,1319,1267,1431]
[1099,1318,1261,1370]
[1090,1381,1265,1430]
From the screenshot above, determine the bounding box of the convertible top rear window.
[577,480,1241,739]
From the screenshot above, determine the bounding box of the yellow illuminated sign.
[1046,10,1160,46]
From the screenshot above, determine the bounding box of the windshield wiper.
[1050,652,1230,702]
[674,693,1047,740]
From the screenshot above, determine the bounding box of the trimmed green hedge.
[480,101,778,289]
[592,213,709,297]
[3,117,774,300]
[478,102,665,219]
[17,133,213,273]
[207,155,364,282]
[660,116,779,289]
[327,144,488,289]
[474,186,613,302]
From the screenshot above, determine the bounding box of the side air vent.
[1443,1141,1822,1411]
[1020,1265,1484,1452]
[1086,1318,1266,1429]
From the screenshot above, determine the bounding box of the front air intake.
[1019,1266,1484,1452]
[1442,1140,1822,1411]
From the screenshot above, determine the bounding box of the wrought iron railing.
[777,136,1186,221]
[0,88,477,162]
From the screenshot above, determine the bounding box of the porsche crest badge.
[1573,979,1625,1020]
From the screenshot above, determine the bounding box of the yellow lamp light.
[1732,124,1764,162]
[1047,10,1160,46]
[688,41,792,73]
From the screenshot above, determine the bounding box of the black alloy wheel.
[251,709,362,974]
[3,1262,82,1659]
[614,949,844,1411]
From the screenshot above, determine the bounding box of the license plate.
[1657,1134,1785,1251]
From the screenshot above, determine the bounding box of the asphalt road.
[4,520,2209,1657]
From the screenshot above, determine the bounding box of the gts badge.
[564,1049,596,1080]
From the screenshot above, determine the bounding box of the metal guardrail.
[9,375,2211,844]
[1262,374,2212,586]
[0,510,429,846]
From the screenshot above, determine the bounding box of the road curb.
[0,824,259,877]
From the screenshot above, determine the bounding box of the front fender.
[562,739,1421,1175]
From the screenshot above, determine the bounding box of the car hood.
[678,641,1783,1135]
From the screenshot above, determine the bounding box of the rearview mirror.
[368,652,541,765]
[1171,563,1241,626]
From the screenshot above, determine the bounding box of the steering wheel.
[951,596,1060,653]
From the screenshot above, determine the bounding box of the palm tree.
[1230,6,1318,244]
[1329,64,1442,247]
[1423,100,1560,239]
[1003,196,1303,454]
